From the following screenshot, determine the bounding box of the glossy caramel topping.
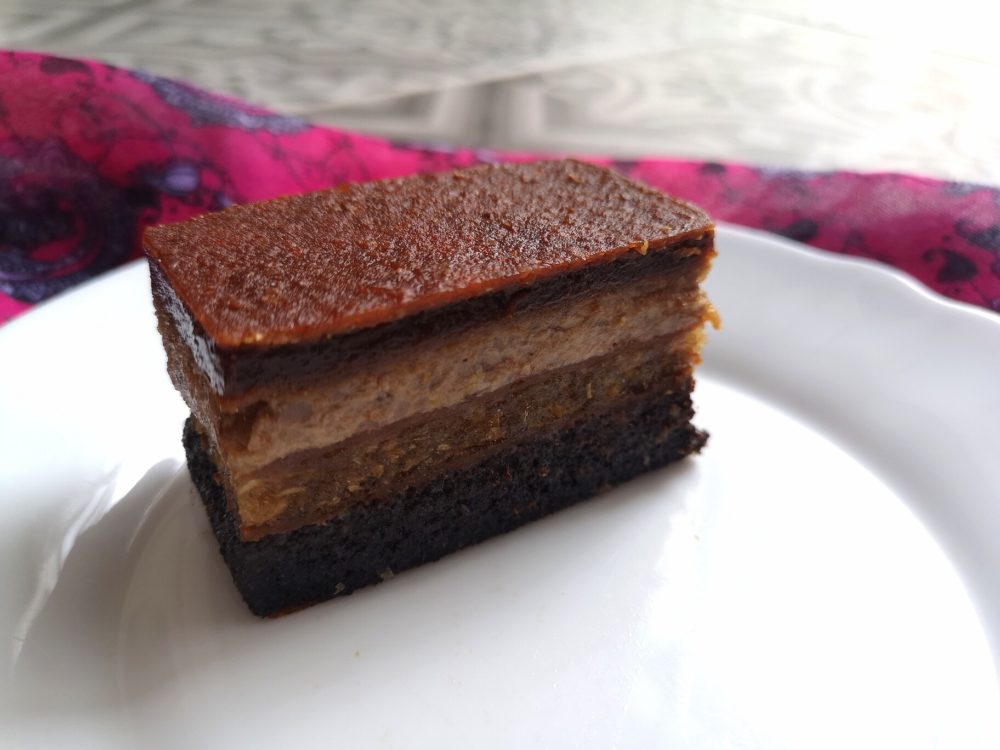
[144,159,712,348]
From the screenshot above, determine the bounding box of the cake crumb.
[630,239,649,256]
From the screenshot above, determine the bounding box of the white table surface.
[2,0,998,183]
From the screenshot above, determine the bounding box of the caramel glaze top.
[144,159,713,349]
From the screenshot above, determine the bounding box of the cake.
[145,159,717,616]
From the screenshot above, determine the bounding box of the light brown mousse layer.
[154,254,712,477]
[205,329,703,539]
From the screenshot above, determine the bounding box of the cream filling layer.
[229,328,704,536]
[220,272,708,473]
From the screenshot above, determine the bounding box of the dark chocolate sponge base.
[183,385,707,617]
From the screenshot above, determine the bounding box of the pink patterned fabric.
[2,50,999,325]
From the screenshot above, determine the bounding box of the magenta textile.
[2,51,999,325]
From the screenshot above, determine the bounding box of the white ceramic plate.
[2,225,999,749]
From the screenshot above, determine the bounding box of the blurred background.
[1,0,998,182]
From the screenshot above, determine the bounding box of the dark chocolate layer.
[183,383,706,617]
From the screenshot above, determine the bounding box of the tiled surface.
[2,0,998,182]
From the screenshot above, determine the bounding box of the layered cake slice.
[145,159,717,616]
